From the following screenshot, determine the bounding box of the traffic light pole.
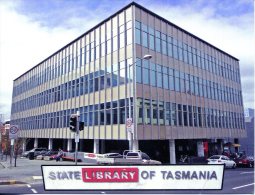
[75,111,80,165]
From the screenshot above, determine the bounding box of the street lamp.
[128,54,152,151]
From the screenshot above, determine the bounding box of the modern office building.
[10,2,246,163]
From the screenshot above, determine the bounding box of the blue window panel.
[156,38,161,52]
[150,70,156,87]
[135,29,141,44]
[142,32,148,47]
[149,35,154,50]
[157,72,163,88]
[143,68,149,85]
[136,66,142,83]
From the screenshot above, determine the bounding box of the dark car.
[21,148,47,158]
[235,156,254,168]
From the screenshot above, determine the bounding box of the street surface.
[0,157,254,194]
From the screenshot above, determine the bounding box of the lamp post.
[128,54,152,151]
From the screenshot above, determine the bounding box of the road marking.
[32,176,42,180]
[240,171,254,174]
[31,188,37,193]
[232,183,255,190]
[27,184,31,188]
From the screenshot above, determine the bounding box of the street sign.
[126,118,134,133]
[9,125,19,139]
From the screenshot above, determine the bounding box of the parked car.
[235,156,254,168]
[207,155,236,168]
[21,148,47,158]
[36,150,58,160]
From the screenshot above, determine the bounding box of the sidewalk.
[0,156,84,185]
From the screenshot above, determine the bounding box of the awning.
[232,144,241,147]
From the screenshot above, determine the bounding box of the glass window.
[178,104,182,126]
[126,29,132,45]
[156,38,161,52]
[183,105,188,126]
[143,68,149,85]
[152,100,158,125]
[149,35,154,50]
[135,29,141,44]
[136,66,142,83]
[159,101,164,125]
[144,99,151,124]
[171,103,177,126]
[119,32,125,48]
[188,105,193,126]
[142,32,148,47]
[165,102,170,125]
[157,64,162,87]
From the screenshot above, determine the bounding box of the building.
[239,108,254,156]
[10,2,246,163]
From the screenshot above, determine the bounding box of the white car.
[207,155,236,168]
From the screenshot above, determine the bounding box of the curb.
[0,176,42,185]
[0,180,26,185]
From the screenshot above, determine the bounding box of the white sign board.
[126,118,134,133]
[42,165,224,190]
[9,125,19,139]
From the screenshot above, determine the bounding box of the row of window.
[11,58,133,114]
[12,98,133,130]
[135,20,240,84]
[13,20,133,98]
[136,58,243,105]
[136,98,245,129]
[11,97,244,131]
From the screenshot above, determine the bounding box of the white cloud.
[0,1,101,118]
[145,2,254,109]
[0,0,253,120]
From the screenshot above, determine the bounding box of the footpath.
[0,155,82,185]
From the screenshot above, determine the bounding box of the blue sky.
[0,0,254,120]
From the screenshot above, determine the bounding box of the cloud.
[142,0,254,109]
[0,0,253,120]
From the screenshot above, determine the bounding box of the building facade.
[10,2,246,163]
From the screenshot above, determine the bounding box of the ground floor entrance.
[23,138,232,164]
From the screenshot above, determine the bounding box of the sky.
[0,0,254,120]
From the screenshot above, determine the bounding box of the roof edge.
[14,1,239,81]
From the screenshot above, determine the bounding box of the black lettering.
[161,171,167,179]
[199,171,206,179]
[191,171,198,180]
[68,171,74,179]
[141,171,149,179]
[166,171,174,179]
[48,171,56,180]
[74,171,81,180]
[210,171,217,180]
[61,172,69,180]
[175,171,181,180]
[182,171,190,180]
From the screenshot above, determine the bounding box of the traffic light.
[69,114,77,132]
[79,122,84,131]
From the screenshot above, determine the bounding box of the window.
[152,100,158,125]
[159,101,164,125]
[135,29,141,44]
[188,106,193,126]
[171,103,177,126]
[142,31,148,47]
[178,104,182,126]
[157,64,162,88]
[175,70,180,92]
[150,63,156,87]
[183,105,188,126]
[144,99,151,124]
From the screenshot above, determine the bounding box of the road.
[0,167,254,194]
